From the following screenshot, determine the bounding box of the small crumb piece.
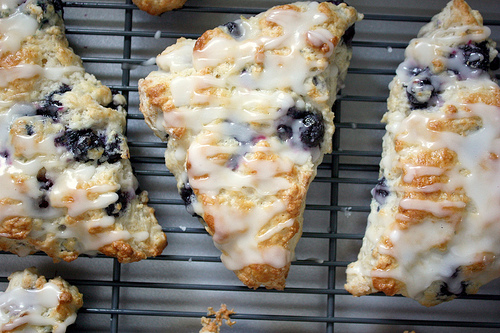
[200,304,236,333]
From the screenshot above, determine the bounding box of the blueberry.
[36,168,53,209]
[0,150,9,159]
[343,24,355,47]
[277,124,293,142]
[36,84,71,120]
[404,67,438,110]
[277,107,325,149]
[328,0,346,4]
[25,124,34,136]
[460,42,490,71]
[371,177,390,206]
[105,190,130,217]
[222,21,243,39]
[300,113,325,148]
[436,281,468,299]
[55,128,103,162]
[100,133,123,164]
[106,90,126,110]
[179,182,201,218]
[491,55,500,71]
[37,168,54,191]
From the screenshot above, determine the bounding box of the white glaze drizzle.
[0,282,76,333]
[0,7,38,55]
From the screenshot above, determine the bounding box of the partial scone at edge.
[132,0,187,15]
[345,0,500,306]
[0,0,167,263]
[139,1,362,289]
[0,267,83,332]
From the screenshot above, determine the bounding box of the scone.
[132,0,187,15]
[345,0,500,306]
[139,1,362,289]
[0,267,83,332]
[0,0,167,263]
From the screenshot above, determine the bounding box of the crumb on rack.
[199,304,236,333]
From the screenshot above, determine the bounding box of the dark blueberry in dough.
[404,67,438,110]
[105,190,130,217]
[299,113,324,148]
[55,128,103,162]
[222,21,243,39]
[406,77,436,109]
[106,90,126,110]
[328,0,346,4]
[37,168,54,191]
[276,106,325,149]
[36,84,71,119]
[490,55,500,71]
[0,150,9,159]
[179,182,201,218]
[277,124,293,142]
[343,24,355,47]
[36,168,53,209]
[436,281,468,299]
[460,42,490,71]
[25,124,35,136]
[100,133,123,164]
[371,177,390,206]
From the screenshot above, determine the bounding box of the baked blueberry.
[371,177,390,206]
[105,190,130,217]
[404,67,438,109]
[222,21,243,39]
[343,24,355,47]
[36,168,53,209]
[25,124,35,136]
[100,133,123,164]
[55,128,103,162]
[460,42,490,71]
[36,84,71,119]
[179,182,200,217]
[276,106,325,149]
[300,113,324,148]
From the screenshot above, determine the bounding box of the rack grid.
[1,0,500,332]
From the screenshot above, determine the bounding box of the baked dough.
[132,0,187,15]
[0,0,167,263]
[139,1,362,289]
[0,267,83,332]
[345,0,500,306]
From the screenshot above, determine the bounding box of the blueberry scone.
[345,0,500,306]
[0,0,167,262]
[139,1,362,289]
[132,0,187,16]
[0,267,83,332]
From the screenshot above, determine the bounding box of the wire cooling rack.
[1,0,500,332]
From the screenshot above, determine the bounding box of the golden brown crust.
[132,0,187,15]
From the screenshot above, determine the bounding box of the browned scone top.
[132,0,187,16]
[139,1,362,289]
[345,0,500,306]
[0,267,83,332]
[0,0,167,263]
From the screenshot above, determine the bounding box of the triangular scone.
[345,0,500,306]
[0,0,167,262]
[0,267,83,332]
[139,1,362,289]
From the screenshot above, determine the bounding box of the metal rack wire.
[1,0,500,332]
